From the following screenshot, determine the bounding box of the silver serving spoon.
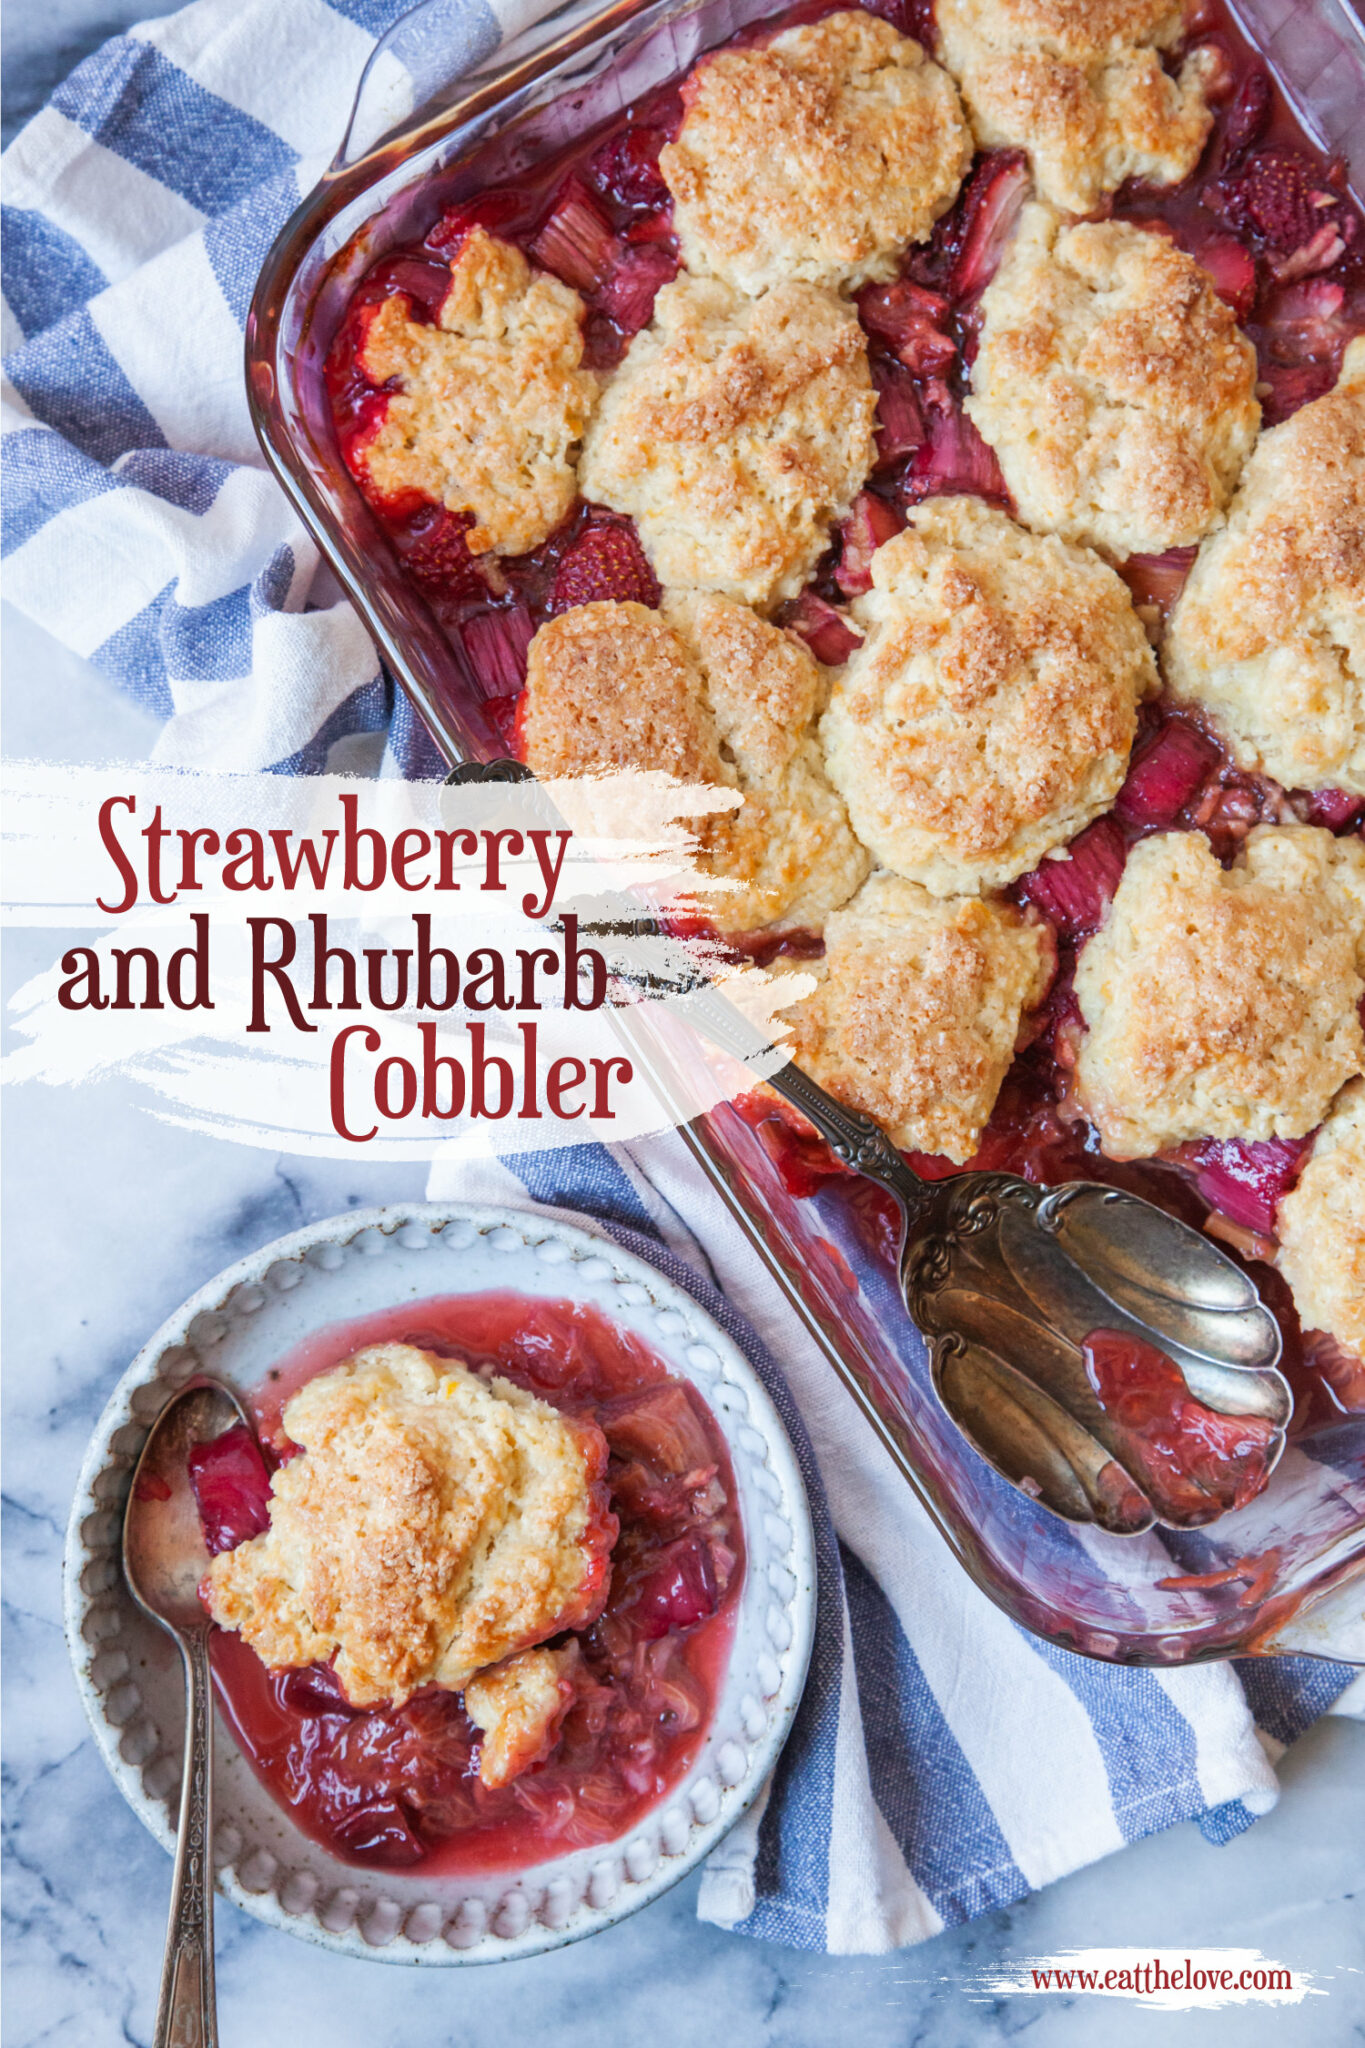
[671,987,1292,1536]
[123,1379,250,2048]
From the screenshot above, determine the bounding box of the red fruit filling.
[1172,1135,1309,1235]
[1208,145,1358,273]
[586,124,672,212]
[1293,786,1365,832]
[1195,236,1257,319]
[900,395,1009,507]
[461,605,535,697]
[1114,719,1220,829]
[777,590,863,665]
[187,1426,274,1557]
[857,278,957,375]
[528,176,620,293]
[1082,1329,1278,1525]
[872,364,926,467]
[549,519,661,613]
[1016,816,1127,943]
[1118,546,1197,622]
[200,1294,742,1877]
[834,490,903,596]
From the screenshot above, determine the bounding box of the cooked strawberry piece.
[1209,146,1358,266]
[835,490,903,596]
[549,521,660,613]
[188,1425,273,1557]
[595,241,677,335]
[872,365,925,467]
[901,399,1009,506]
[1195,236,1257,319]
[529,177,620,293]
[630,1535,719,1639]
[1017,817,1127,942]
[858,278,956,374]
[1220,64,1272,162]
[1173,1135,1310,1233]
[427,189,526,253]
[1294,786,1364,831]
[354,256,452,324]
[462,605,535,695]
[1115,720,1219,827]
[333,1799,428,1868]
[779,590,863,664]
[588,124,671,212]
[399,507,486,597]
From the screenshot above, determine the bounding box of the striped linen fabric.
[3,0,1358,1956]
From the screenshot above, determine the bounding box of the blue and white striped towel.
[5,0,1361,1956]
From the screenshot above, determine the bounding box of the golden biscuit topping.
[661,10,972,295]
[354,227,598,556]
[774,870,1050,1160]
[577,274,877,607]
[464,1643,581,1789]
[966,206,1260,557]
[1277,1080,1365,1364]
[937,0,1218,214]
[521,595,869,931]
[1164,339,1365,795]
[1074,827,1365,1159]
[206,1344,615,1707]
[820,497,1157,894]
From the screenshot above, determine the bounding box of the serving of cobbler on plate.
[186,1293,744,1872]
[320,0,1364,1531]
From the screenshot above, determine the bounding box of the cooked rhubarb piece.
[1174,1134,1309,1234]
[1114,721,1219,829]
[529,177,619,294]
[857,279,957,375]
[779,590,864,666]
[461,605,535,698]
[834,491,903,597]
[872,365,926,468]
[1017,817,1128,944]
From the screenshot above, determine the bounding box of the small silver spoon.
[670,988,1292,1536]
[123,1379,250,2048]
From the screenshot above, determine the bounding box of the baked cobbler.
[1277,1081,1365,1367]
[322,0,1365,1458]
[965,206,1260,558]
[348,227,598,556]
[521,593,868,929]
[660,11,972,295]
[935,0,1219,215]
[774,870,1050,1160]
[1073,827,1365,1159]
[193,1294,744,1871]
[206,1343,615,1704]
[577,273,877,605]
[1164,339,1365,797]
[820,496,1157,894]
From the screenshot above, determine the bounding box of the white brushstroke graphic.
[2,762,809,1160]
[967,1947,1322,2008]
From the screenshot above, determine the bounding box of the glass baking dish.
[245,0,1365,1664]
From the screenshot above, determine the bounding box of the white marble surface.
[4,8,1365,2026]
[6,615,1365,2047]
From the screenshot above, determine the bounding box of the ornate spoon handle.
[681,986,932,1224]
[155,1624,217,2048]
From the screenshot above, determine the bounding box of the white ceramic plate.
[64,1202,816,1962]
